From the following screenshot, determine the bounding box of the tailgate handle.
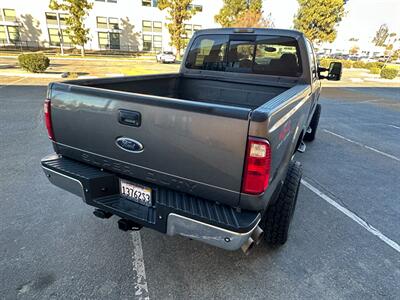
[118,110,141,127]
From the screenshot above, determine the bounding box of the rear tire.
[304,104,321,142]
[262,161,302,246]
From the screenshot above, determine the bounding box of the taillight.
[44,99,55,141]
[241,137,271,195]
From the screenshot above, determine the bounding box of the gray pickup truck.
[41,28,341,254]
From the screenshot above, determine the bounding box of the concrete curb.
[0,71,98,79]
[0,55,156,63]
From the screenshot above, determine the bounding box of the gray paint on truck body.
[47,28,317,211]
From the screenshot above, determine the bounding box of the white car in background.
[156,51,176,63]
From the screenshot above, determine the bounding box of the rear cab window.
[185,34,302,77]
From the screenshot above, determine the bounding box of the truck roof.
[193,28,305,39]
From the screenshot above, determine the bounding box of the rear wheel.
[261,161,302,246]
[304,104,321,142]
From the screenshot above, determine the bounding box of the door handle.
[118,110,141,127]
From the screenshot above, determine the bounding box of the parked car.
[41,28,342,254]
[156,51,176,63]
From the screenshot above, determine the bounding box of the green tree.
[215,0,262,28]
[49,0,93,56]
[158,0,197,58]
[293,0,346,44]
[372,24,389,46]
[233,10,274,28]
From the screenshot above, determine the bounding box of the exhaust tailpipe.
[93,209,113,219]
[118,219,142,231]
[241,237,255,255]
[251,226,264,245]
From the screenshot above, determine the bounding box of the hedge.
[352,61,367,69]
[365,62,384,70]
[380,67,399,79]
[369,67,381,74]
[319,58,353,69]
[18,53,50,73]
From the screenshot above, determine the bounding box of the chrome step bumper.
[41,154,261,251]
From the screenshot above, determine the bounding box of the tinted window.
[305,39,318,79]
[185,34,302,77]
[185,35,228,71]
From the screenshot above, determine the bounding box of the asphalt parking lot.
[0,77,399,299]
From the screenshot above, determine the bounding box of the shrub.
[318,58,332,68]
[380,67,399,79]
[341,60,353,69]
[68,72,79,79]
[369,67,381,74]
[353,61,367,69]
[18,53,50,73]
[366,62,384,70]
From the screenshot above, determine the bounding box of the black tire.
[304,104,321,142]
[262,161,302,246]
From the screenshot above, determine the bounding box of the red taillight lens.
[44,99,55,141]
[241,138,271,195]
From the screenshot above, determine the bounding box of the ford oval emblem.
[115,137,144,153]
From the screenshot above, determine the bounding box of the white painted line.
[323,129,400,163]
[301,179,400,254]
[388,124,400,130]
[131,231,150,300]
[0,77,27,89]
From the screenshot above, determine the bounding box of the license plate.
[120,179,152,207]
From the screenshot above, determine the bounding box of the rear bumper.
[41,154,261,251]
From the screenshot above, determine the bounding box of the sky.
[265,0,400,46]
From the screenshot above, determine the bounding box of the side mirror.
[318,61,342,81]
[327,62,342,81]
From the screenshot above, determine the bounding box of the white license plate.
[120,179,152,207]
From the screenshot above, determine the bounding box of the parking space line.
[323,129,400,162]
[131,232,150,299]
[0,77,27,89]
[301,179,400,254]
[388,124,400,130]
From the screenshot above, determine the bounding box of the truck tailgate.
[49,83,252,206]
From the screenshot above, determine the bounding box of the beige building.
[0,0,223,52]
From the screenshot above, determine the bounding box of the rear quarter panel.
[240,84,312,210]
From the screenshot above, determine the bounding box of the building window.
[7,26,19,42]
[95,0,117,3]
[184,24,192,37]
[153,21,162,33]
[48,28,60,46]
[96,17,108,29]
[97,17,119,30]
[46,12,58,25]
[109,18,119,29]
[153,35,162,51]
[0,25,6,41]
[187,4,202,12]
[48,28,70,46]
[109,32,120,49]
[3,9,17,22]
[142,20,162,32]
[142,0,151,6]
[193,25,201,32]
[46,12,69,26]
[143,34,152,51]
[98,32,120,49]
[0,25,20,44]
[59,13,68,26]
[98,32,108,48]
[142,0,158,7]
[142,20,152,32]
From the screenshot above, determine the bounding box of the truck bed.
[48,73,295,207]
[72,74,289,109]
